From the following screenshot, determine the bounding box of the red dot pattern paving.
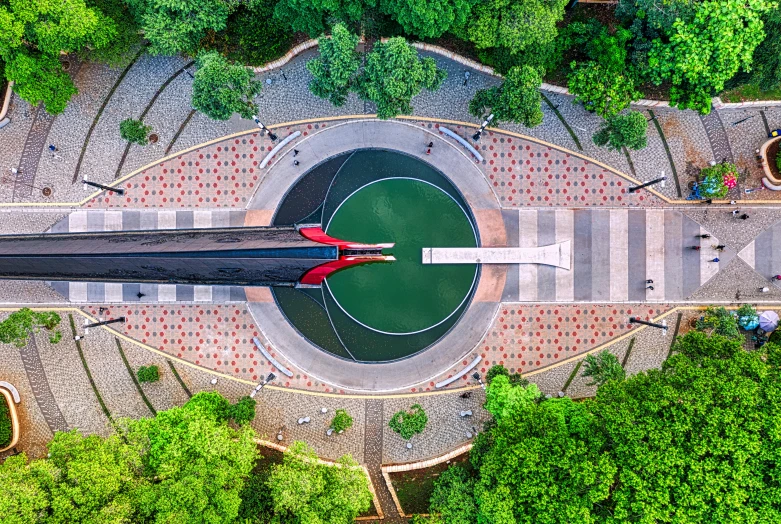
[88,303,672,395]
[87,305,350,393]
[83,119,664,209]
[418,304,674,393]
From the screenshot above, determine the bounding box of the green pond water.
[326,178,477,334]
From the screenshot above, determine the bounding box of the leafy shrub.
[0,396,11,447]
[593,111,648,151]
[696,306,740,339]
[48,331,62,344]
[737,304,759,330]
[330,409,353,432]
[776,151,781,172]
[120,119,152,146]
[389,404,428,440]
[485,364,527,386]
[581,350,625,387]
[0,308,62,348]
[137,365,160,383]
[229,396,256,425]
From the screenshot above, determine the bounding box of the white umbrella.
[759,311,779,332]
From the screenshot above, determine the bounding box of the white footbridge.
[422,240,571,270]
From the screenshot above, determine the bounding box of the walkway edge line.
[259,131,301,169]
[252,336,293,377]
[439,127,483,162]
[5,114,781,207]
[0,304,773,397]
[435,355,480,388]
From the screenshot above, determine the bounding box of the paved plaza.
[2,46,781,521]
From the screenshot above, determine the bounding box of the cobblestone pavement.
[365,399,401,521]
[700,111,734,165]
[18,335,68,433]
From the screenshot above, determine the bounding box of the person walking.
[696,234,711,239]
[427,142,433,148]
[760,287,770,293]
[732,209,740,217]
[691,246,701,251]
[773,275,781,281]
[714,245,726,251]
[293,160,300,166]
[646,285,654,291]
[711,257,720,263]
[646,279,654,284]
[740,213,749,220]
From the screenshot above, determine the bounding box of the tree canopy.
[0,392,258,524]
[426,325,781,522]
[568,61,641,119]
[126,0,233,55]
[273,0,366,38]
[593,111,648,151]
[469,65,543,128]
[267,441,372,523]
[306,23,360,107]
[0,308,62,348]
[381,0,474,39]
[457,0,567,55]
[192,51,262,120]
[356,37,446,119]
[646,0,771,113]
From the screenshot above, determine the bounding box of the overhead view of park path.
[1,1,781,521]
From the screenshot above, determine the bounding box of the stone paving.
[5,46,781,510]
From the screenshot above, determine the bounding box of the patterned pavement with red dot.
[87,303,672,394]
[83,119,666,210]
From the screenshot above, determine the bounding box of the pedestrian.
[740,213,749,220]
[48,144,57,153]
[730,200,737,205]
[427,142,433,148]
[714,245,726,251]
[646,279,654,284]
[9,167,18,175]
[293,149,299,156]
[691,246,701,251]
[732,209,739,216]
[136,292,145,299]
[704,199,713,204]
[293,160,300,166]
[426,148,431,155]
[761,287,770,293]
[773,275,781,281]
[711,257,720,263]
[696,234,711,239]
[646,285,654,291]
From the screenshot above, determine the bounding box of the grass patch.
[389,454,471,515]
[0,394,12,448]
[720,83,781,103]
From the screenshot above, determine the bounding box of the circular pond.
[272,149,479,362]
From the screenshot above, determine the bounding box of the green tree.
[485,364,527,386]
[267,441,372,523]
[356,37,446,119]
[568,61,641,119]
[0,308,62,348]
[4,51,78,115]
[696,306,740,338]
[593,111,648,151]
[0,454,55,524]
[330,409,353,433]
[751,6,781,91]
[120,118,152,146]
[273,0,366,38]
[0,395,12,447]
[389,404,428,440]
[581,350,626,387]
[381,0,474,39]
[469,65,543,127]
[457,0,567,55]
[229,396,257,425]
[192,51,262,120]
[136,365,160,382]
[698,162,738,200]
[429,464,477,524]
[474,375,616,522]
[647,0,772,113]
[124,391,258,523]
[306,23,360,107]
[126,0,232,55]
[81,0,143,66]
